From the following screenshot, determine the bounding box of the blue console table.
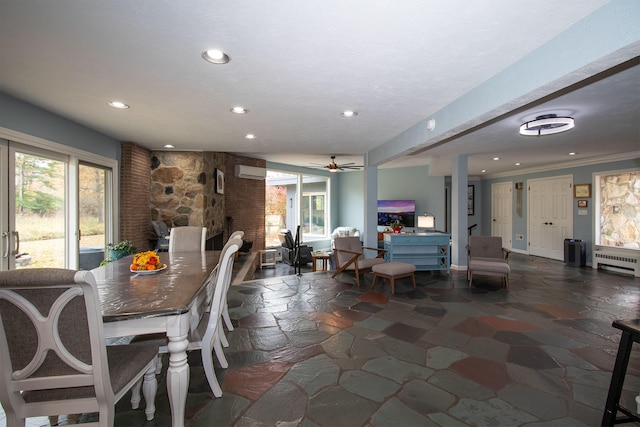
[383,232,451,273]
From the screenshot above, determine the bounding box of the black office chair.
[152,221,170,252]
[278,230,313,265]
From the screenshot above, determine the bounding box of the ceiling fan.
[316,156,363,172]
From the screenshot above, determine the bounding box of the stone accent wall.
[150,151,225,239]
[120,142,152,251]
[120,143,267,253]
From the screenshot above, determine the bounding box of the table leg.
[166,332,190,427]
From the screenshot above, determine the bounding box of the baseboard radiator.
[592,248,640,277]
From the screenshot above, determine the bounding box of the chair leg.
[411,273,416,289]
[142,363,157,421]
[202,344,223,398]
[371,273,378,289]
[214,334,229,369]
[469,273,473,288]
[219,317,229,348]
[222,303,234,331]
[390,277,395,295]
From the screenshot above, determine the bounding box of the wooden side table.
[259,249,277,269]
[312,252,330,272]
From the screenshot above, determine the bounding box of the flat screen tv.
[377,200,415,227]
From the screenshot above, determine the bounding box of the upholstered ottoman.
[371,262,416,295]
[468,257,510,290]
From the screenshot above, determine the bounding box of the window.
[594,169,640,250]
[265,170,329,247]
[1,137,117,271]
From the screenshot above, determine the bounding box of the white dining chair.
[168,226,207,252]
[219,230,244,347]
[131,236,242,397]
[0,268,159,425]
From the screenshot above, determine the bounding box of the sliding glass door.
[1,140,67,269]
[1,139,115,271]
[78,163,109,269]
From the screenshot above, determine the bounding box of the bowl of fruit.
[130,250,166,274]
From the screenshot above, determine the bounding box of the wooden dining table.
[91,250,220,427]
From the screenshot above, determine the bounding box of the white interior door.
[528,175,573,260]
[491,181,513,250]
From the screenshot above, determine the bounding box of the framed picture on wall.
[578,200,588,208]
[468,185,475,216]
[215,169,224,194]
[574,183,590,198]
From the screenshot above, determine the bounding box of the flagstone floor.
[26,253,640,426]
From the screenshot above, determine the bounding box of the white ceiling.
[1,1,638,176]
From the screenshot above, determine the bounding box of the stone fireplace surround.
[120,142,266,253]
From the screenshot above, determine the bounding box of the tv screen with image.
[377,200,415,227]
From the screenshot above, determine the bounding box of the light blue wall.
[0,92,121,160]
[336,171,364,232]
[482,157,640,262]
[379,166,445,232]
[335,166,446,234]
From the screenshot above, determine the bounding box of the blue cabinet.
[383,233,450,273]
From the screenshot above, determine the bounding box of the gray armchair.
[467,236,510,290]
[279,230,313,265]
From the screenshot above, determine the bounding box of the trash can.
[564,239,586,266]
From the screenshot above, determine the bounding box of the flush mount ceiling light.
[340,110,358,118]
[230,106,248,114]
[520,114,574,136]
[244,134,256,139]
[163,144,175,149]
[108,101,129,109]
[202,49,230,64]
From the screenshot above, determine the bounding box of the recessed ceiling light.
[244,134,256,139]
[202,49,230,64]
[493,157,500,161]
[341,110,358,118]
[481,170,487,173]
[164,144,175,149]
[108,101,129,109]
[230,106,248,114]
[568,152,577,156]
[515,162,521,166]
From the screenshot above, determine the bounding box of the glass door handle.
[11,231,19,256]
[2,232,7,258]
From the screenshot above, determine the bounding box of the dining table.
[91,250,220,427]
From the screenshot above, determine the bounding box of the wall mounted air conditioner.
[234,165,266,180]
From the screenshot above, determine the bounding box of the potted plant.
[390,220,403,234]
[101,240,137,264]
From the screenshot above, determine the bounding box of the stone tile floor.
[13,253,640,426]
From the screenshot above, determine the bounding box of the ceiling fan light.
[520,114,574,136]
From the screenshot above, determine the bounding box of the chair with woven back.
[0,268,159,426]
[332,236,387,287]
